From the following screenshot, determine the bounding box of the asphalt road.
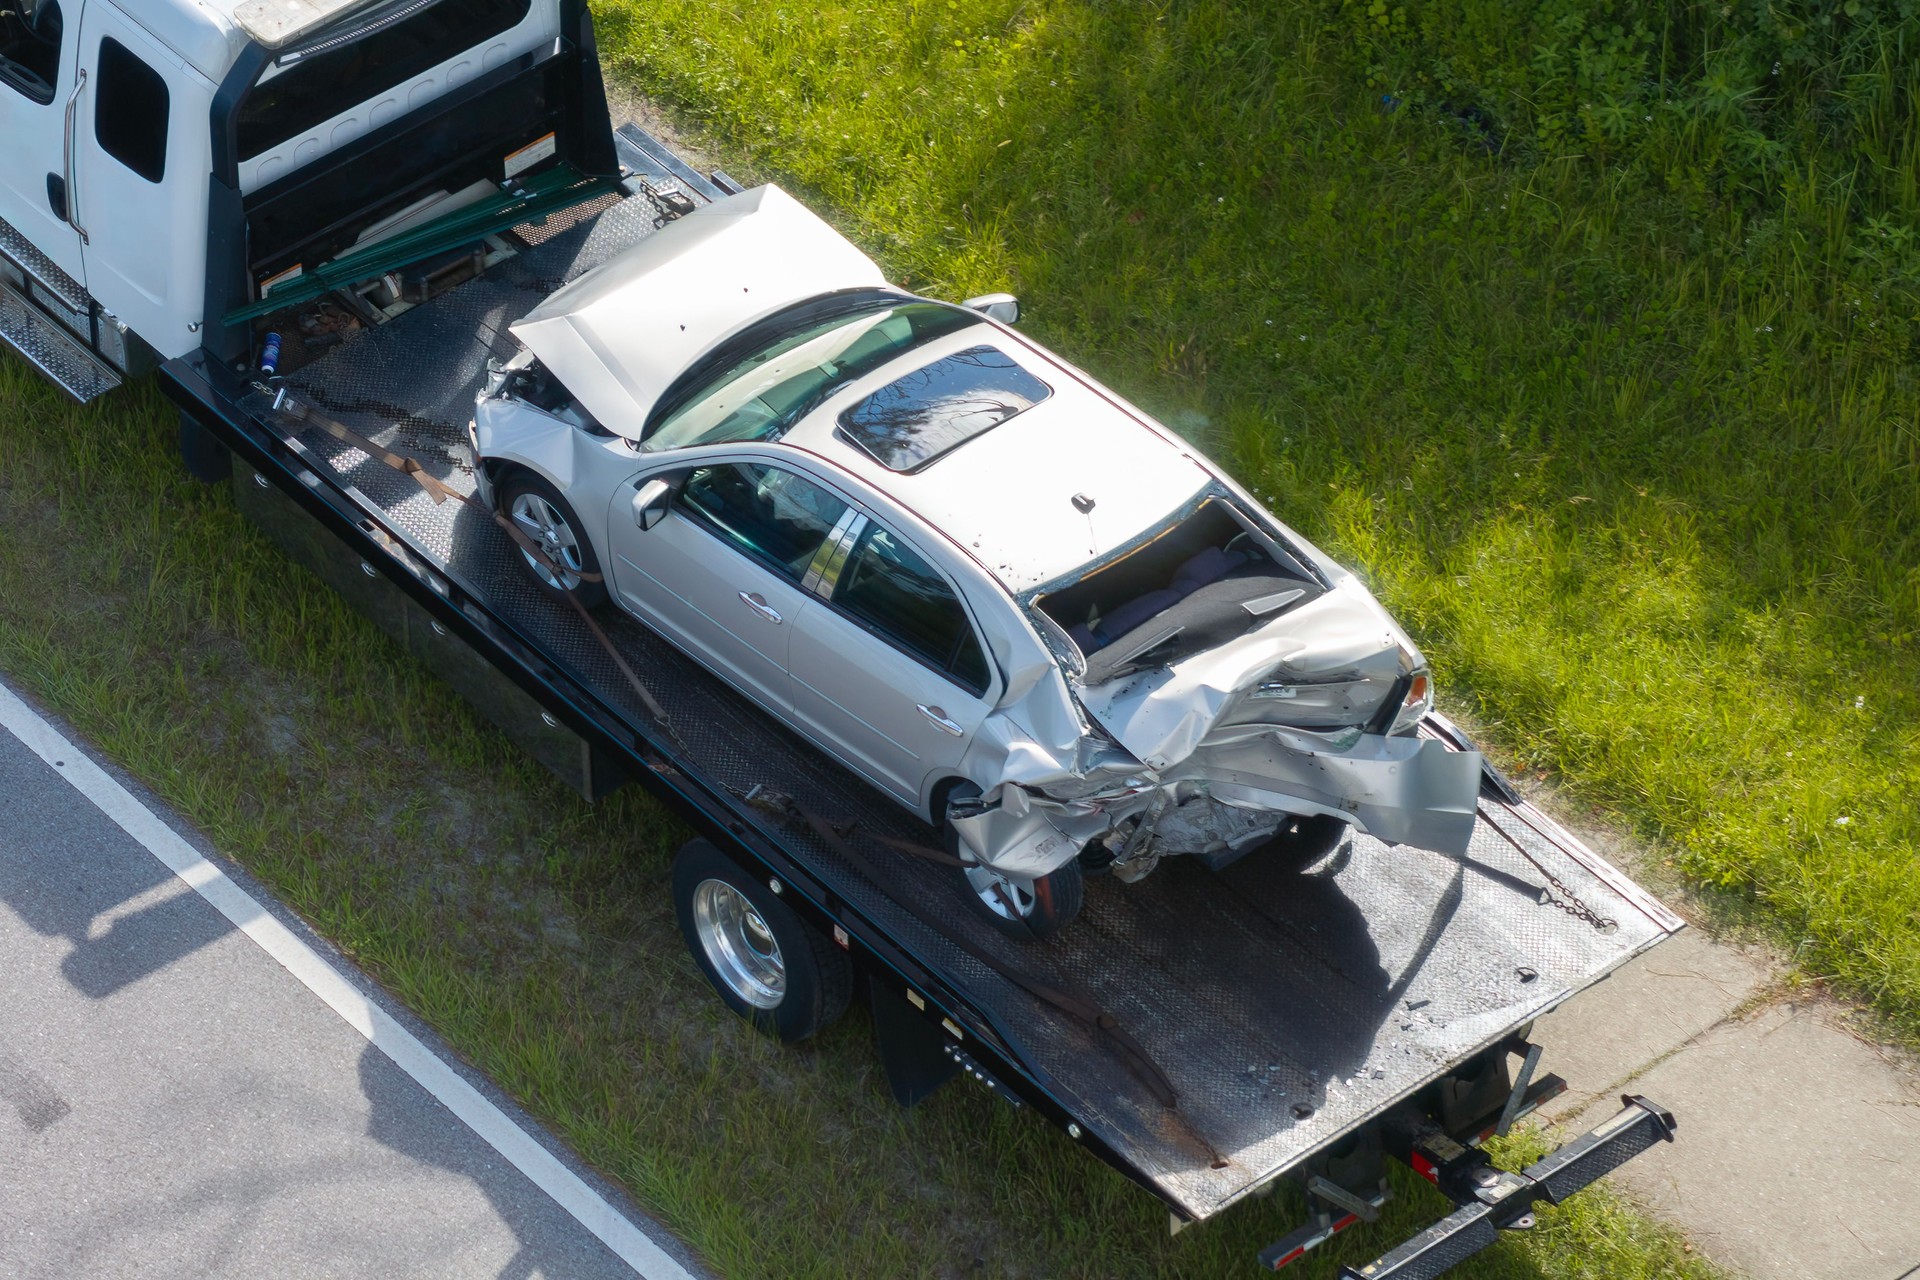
[0,681,697,1280]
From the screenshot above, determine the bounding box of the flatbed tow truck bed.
[161,125,1685,1273]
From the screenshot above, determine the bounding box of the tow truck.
[0,0,1685,1271]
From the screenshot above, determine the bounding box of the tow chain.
[1477,804,1618,934]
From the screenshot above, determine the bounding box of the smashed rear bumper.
[950,726,1483,879]
[1177,724,1483,856]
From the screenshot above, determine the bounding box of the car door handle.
[738,591,782,623]
[917,704,964,737]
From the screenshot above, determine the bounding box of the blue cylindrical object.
[260,331,283,375]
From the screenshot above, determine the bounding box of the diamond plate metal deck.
[0,212,87,313]
[269,187,1679,1221]
[0,279,120,403]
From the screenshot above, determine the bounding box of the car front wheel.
[498,469,607,608]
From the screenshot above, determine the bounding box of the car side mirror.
[632,477,674,531]
[962,292,1020,325]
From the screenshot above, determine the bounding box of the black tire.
[179,411,232,484]
[671,839,852,1043]
[1260,813,1352,873]
[497,469,608,608]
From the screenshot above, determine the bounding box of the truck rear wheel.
[671,839,851,1042]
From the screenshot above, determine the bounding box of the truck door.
[0,0,86,289]
[72,3,210,360]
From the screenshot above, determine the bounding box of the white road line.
[0,681,693,1280]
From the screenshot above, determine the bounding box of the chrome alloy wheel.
[508,491,586,591]
[691,879,787,1009]
[960,853,1036,922]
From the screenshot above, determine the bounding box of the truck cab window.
[0,0,62,104]
[94,38,168,182]
[237,0,532,163]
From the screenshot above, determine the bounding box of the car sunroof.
[836,345,1051,471]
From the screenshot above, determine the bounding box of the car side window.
[834,523,990,695]
[677,463,848,582]
[0,0,62,104]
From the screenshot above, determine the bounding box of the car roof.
[781,326,1213,594]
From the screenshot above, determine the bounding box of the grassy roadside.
[0,327,1712,1270]
[594,0,1920,1034]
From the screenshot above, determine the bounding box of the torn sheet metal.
[951,527,1483,881]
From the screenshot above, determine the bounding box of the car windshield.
[641,300,977,452]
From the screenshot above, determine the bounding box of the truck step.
[0,214,88,314]
[0,278,121,404]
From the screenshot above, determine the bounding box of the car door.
[0,0,86,291]
[789,516,997,809]
[72,3,209,358]
[608,459,849,715]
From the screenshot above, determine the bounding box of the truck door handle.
[917,704,964,737]
[738,591,781,623]
[62,67,89,244]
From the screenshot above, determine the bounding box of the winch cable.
[251,385,1201,1142]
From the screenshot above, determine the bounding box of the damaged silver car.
[472,183,1482,938]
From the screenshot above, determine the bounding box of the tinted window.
[678,463,848,581]
[238,0,532,161]
[644,300,976,452]
[95,38,167,182]
[0,0,62,104]
[836,524,989,694]
[837,345,1051,472]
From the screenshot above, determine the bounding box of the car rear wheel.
[498,469,607,608]
[955,851,1084,941]
[671,840,852,1042]
[939,782,1084,940]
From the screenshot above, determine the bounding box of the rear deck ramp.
[270,178,1678,1221]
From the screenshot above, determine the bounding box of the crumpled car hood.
[1074,586,1407,769]
[509,184,887,438]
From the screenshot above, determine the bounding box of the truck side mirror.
[962,293,1020,325]
[632,477,674,531]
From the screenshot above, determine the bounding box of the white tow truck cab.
[0,0,614,400]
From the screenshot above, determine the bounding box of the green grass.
[5,0,1902,1269]
[595,0,1920,1031]
[0,367,1718,1274]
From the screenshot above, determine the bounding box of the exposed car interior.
[1035,499,1325,684]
